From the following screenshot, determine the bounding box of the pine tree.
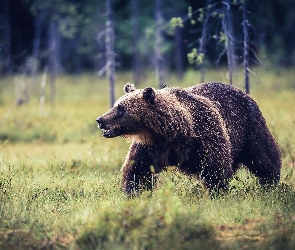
[105,0,116,107]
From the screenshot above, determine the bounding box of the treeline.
[1,0,294,78]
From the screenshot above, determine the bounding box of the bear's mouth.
[102,129,119,138]
[102,128,127,138]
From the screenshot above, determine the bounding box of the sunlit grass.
[0,68,295,249]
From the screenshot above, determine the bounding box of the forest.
[1,0,295,77]
[1,0,295,249]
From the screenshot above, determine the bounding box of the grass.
[0,68,295,249]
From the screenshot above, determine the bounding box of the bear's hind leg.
[247,157,281,187]
[245,138,281,187]
[245,98,282,187]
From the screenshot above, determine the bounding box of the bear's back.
[187,82,251,164]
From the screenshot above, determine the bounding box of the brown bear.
[96,82,281,195]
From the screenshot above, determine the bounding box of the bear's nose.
[96,117,104,129]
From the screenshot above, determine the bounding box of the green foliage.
[77,188,217,249]
[187,48,204,65]
[219,31,227,45]
[170,17,184,28]
[187,6,193,19]
[115,0,186,62]
[27,0,81,39]
[198,13,204,22]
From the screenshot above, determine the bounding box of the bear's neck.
[128,132,154,145]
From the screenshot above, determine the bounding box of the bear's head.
[96,83,159,139]
[96,83,193,141]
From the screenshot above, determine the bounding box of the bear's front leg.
[121,143,158,196]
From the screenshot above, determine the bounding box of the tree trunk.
[243,0,250,94]
[198,0,212,83]
[224,0,236,86]
[131,0,141,85]
[49,17,58,108]
[40,66,48,117]
[2,0,12,74]
[97,28,106,78]
[154,0,165,88]
[175,25,184,80]
[31,11,45,79]
[72,33,82,74]
[105,0,116,107]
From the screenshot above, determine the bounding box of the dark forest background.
[1,0,295,78]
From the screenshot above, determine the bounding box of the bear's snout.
[96,117,104,129]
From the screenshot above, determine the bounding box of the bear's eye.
[117,105,125,117]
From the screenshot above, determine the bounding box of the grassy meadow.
[0,69,295,249]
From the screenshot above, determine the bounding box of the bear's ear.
[143,87,155,104]
[124,82,136,93]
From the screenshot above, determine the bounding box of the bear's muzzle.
[96,117,104,129]
[96,116,122,138]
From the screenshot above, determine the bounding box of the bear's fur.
[96,82,281,195]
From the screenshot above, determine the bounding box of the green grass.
[0,68,295,249]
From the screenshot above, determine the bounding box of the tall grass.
[0,68,295,249]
